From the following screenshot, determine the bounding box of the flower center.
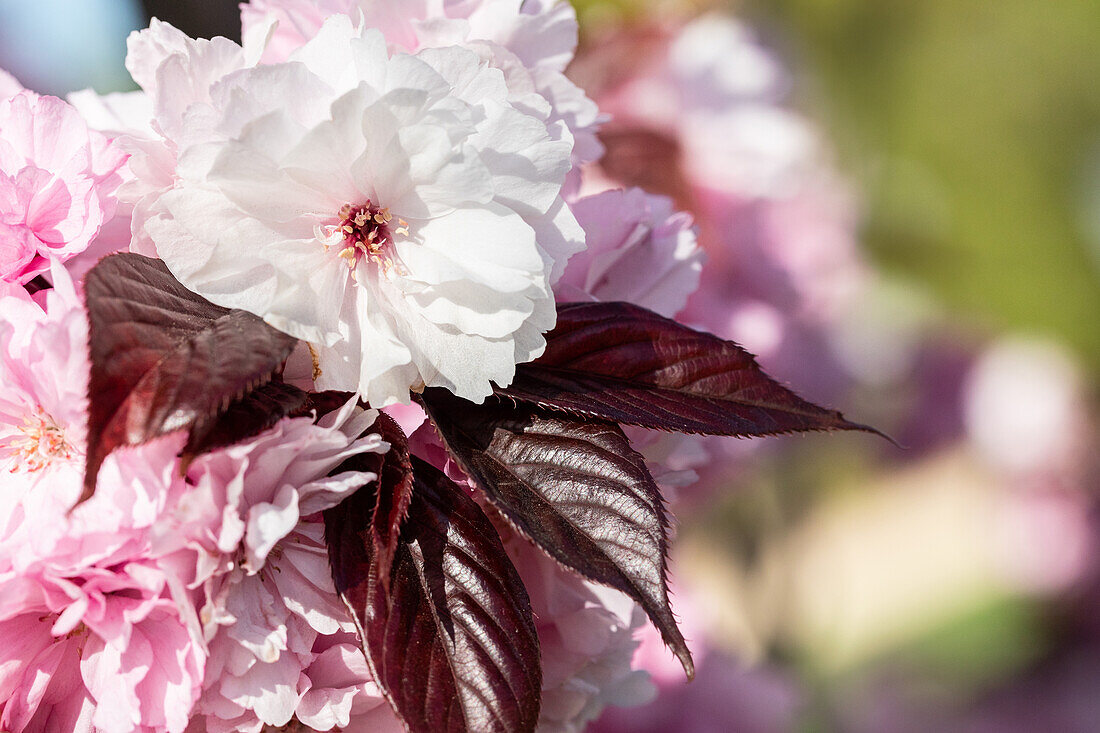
[320,201,409,278]
[5,409,73,473]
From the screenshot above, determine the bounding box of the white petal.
[125,18,192,93]
[475,102,572,216]
[150,186,347,345]
[210,62,337,140]
[207,139,338,227]
[397,204,543,287]
[288,15,363,95]
[280,87,379,206]
[528,196,586,284]
[314,287,414,405]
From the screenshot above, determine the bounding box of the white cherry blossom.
[130,15,582,406]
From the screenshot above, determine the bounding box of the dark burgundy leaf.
[304,405,411,589]
[182,378,307,460]
[325,456,541,733]
[83,253,299,499]
[323,460,375,633]
[497,301,881,439]
[366,412,414,590]
[292,390,357,419]
[322,410,408,616]
[419,388,693,679]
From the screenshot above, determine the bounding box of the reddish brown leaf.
[182,379,307,461]
[305,406,412,589]
[83,254,299,499]
[291,390,357,420]
[498,301,880,439]
[367,412,413,591]
[325,457,541,733]
[420,389,694,679]
[323,461,374,634]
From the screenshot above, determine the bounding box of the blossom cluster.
[0,2,878,732]
[0,1,705,730]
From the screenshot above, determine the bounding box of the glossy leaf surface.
[421,389,693,678]
[83,254,298,498]
[500,301,876,438]
[325,456,541,732]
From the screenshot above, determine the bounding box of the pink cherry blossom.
[507,534,656,732]
[155,403,392,732]
[0,91,126,284]
[0,268,204,732]
[0,560,204,733]
[557,187,702,318]
[0,264,89,564]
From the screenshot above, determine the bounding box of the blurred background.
[2,0,1097,729]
